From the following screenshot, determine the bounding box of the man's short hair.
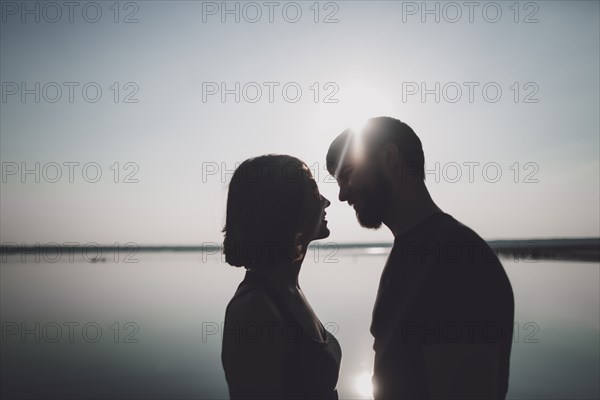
[326,117,425,181]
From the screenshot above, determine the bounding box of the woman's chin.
[316,223,330,239]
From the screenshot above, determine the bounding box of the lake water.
[1,251,598,399]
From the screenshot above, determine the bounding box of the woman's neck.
[247,250,306,291]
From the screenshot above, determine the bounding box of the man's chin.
[356,210,383,229]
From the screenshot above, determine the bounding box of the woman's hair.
[222,154,312,268]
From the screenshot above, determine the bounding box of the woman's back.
[222,270,342,399]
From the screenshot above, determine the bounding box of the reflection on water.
[355,372,373,398]
[1,251,599,399]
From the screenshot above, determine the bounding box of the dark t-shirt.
[371,212,514,399]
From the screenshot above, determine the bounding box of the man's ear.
[380,143,400,173]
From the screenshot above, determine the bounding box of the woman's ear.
[292,232,305,262]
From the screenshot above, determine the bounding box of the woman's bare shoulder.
[226,289,286,326]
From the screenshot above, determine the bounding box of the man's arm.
[423,343,500,399]
[421,232,507,399]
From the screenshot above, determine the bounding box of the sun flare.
[355,372,373,398]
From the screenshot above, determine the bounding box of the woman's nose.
[322,195,331,208]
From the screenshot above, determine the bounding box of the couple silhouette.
[220,117,515,399]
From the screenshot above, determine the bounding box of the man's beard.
[355,169,392,229]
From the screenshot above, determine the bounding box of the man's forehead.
[328,127,366,179]
[335,153,356,179]
[339,156,354,170]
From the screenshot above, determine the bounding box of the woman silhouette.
[221,155,341,399]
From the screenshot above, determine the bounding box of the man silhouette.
[326,117,514,399]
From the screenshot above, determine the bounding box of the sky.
[1,0,599,245]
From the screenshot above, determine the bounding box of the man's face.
[336,153,392,229]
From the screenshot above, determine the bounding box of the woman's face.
[299,166,331,242]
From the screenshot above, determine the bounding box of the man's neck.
[383,185,442,237]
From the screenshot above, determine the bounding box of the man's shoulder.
[434,213,482,240]
[422,215,511,296]
[413,213,502,269]
[416,213,489,250]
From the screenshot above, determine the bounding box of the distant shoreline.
[1,238,598,262]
